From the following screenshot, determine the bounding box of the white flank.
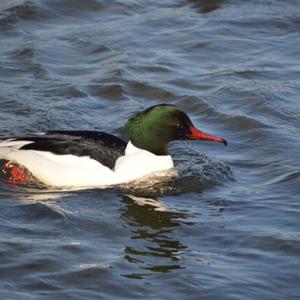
[0,139,174,188]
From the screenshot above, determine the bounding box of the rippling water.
[0,0,300,299]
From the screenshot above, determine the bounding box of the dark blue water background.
[0,0,299,299]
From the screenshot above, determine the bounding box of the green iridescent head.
[124,104,226,155]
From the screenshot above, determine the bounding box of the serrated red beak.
[188,126,227,146]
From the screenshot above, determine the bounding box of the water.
[0,0,300,299]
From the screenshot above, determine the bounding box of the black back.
[2,131,127,170]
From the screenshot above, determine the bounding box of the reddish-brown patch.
[2,161,30,184]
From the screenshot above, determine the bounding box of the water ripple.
[0,0,299,298]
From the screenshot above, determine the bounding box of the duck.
[0,104,227,188]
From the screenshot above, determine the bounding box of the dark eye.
[176,123,183,129]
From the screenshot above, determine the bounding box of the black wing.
[3,131,127,170]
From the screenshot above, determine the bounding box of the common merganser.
[0,104,227,188]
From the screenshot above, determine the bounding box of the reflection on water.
[124,194,167,211]
[187,0,224,14]
[120,194,189,278]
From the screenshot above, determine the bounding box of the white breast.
[0,140,174,188]
[114,141,174,183]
